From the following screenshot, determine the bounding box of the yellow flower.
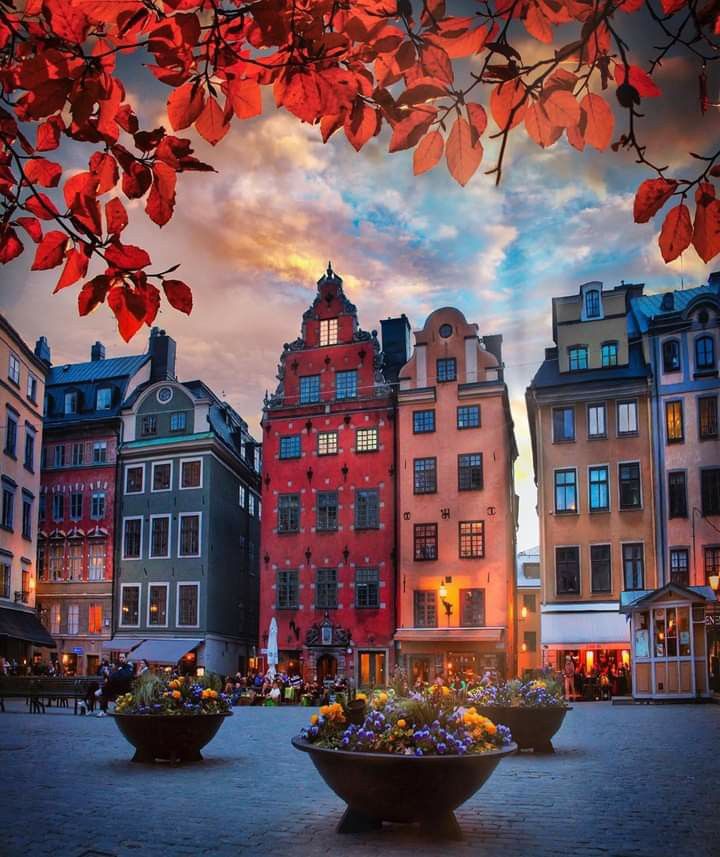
[377,692,388,704]
[397,719,406,729]
[169,680,179,689]
[355,692,367,702]
[485,722,497,736]
[319,705,330,716]
[441,686,450,697]
[310,714,319,725]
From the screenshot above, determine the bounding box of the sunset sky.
[2,18,718,550]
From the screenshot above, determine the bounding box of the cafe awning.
[130,638,202,665]
[541,603,629,648]
[0,605,56,648]
[101,637,145,653]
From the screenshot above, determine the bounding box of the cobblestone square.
[1,701,718,857]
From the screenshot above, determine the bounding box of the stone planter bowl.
[472,705,570,753]
[112,712,232,763]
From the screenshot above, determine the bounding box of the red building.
[260,265,407,687]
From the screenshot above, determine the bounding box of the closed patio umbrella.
[267,617,278,679]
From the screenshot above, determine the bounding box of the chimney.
[148,327,177,382]
[380,315,412,384]
[91,341,106,362]
[34,336,51,366]
[708,271,720,287]
[482,334,503,365]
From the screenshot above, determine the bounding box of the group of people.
[221,669,350,706]
[79,656,150,716]
[562,655,630,701]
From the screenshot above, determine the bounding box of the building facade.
[517,546,541,675]
[260,266,405,687]
[394,308,518,682]
[527,282,658,678]
[112,330,261,676]
[36,339,151,675]
[0,315,53,665]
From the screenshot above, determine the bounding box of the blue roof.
[530,341,649,390]
[47,354,149,386]
[629,282,720,334]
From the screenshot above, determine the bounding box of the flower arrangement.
[301,688,512,756]
[115,672,231,716]
[468,678,566,709]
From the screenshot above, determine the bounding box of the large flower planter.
[472,705,570,753]
[292,736,517,840]
[112,712,232,764]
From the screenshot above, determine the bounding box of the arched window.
[585,289,601,318]
[695,335,715,371]
[662,339,680,373]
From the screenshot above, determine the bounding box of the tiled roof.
[628,282,720,334]
[47,354,149,386]
[529,341,649,390]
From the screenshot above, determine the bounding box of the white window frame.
[67,603,80,635]
[124,463,145,495]
[618,459,643,511]
[319,317,338,347]
[179,457,203,490]
[90,491,105,520]
[64,391,78,415]
[151,460,174,493]
[26,373,38,403]
[317,431,338,456]
[176,581,200,628]
[8,352,20,385]
[149,513,172,559]
[147,582,169,628]
[617,399,638,436]
[121,515,144,561]
[356,427,379,452]
[93,441,107,464]
[587,402,606,439]
[248,494,257,516]
[119,582,141,628]
[177,512,202,558]
[239,484,247,508]
[87,541,106,581]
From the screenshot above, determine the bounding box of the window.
[177,583,199,626]
[316,492,338,532]
[8,352,20,385]
[2,486,15,530]
[152,461,172,491]
[5,412,17,457]
[665,400,684,443]
[601,342,618,367]
[460,589,485,626]
[414,523,438,561]
[238,485,246,508]
[355,567,379,609]
[72,442,84,466]
[437,357,457,382]
[587,403,606,438]
[23,430,34,471]
[39,494,46,522]
[49,543,64,579]
[67,543,82,579]
[278,494,300,533]
[150,516,170,558]
[590,544,611,592]
[622,543,644,590]
[706,547,720,587]
[27,373,38,403]
[50,604,60,634]
[523,593,537,611]
[178,513,201,556]
[122,518,142,559]
[554,469,577,513]
[617,400,638,435]
[70,492,82,520]
[336,370,357,400]
[22,497,32,539]
[356,427,378,452]
[319,318,338,346]
[88,603,103,634]
[699,396,718,439]
[92,441,107,464]
[523,631,538,653]
[413,410,435,433]
[52,493,64,521]
[701,469,720,516]
[588,466,609,512]
[170,411,186,432]
[668,471,687,518]
[248,494,257,516]
[355,489,379,529]
[556,547,580,595]
[180,458,202,489]
[568,346,588,371]
[125,465,144,494]
[299,375,320,404]
[315,568,337,609]
[148,585,168,626]
[67,603,79,635]
[317,431,337,455]
[276,570,298,609]
[120,585,140,626]
[663,339,681,373]
[413,457,437,494]
[619,462,642,509]
[459,521,485,559]
[279,435,301,459]
[695,335,715,370]
[585,289,600,318]
[53,444,65,468]
[0,561,9,598]
[670,549,689,586]
[64,392,78,415]
[553,407,575,442]
[457,406,480,429]
[458,453,483,491]
[413,591,437,627]
[88,542,105,580]
[97,387,112,410]
[141,415,157,436]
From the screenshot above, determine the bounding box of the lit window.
[148,585,167,626]
[356,427,378,452]
[317,431,338,455]
[319,318,338,347]
[555,469,577,513]
[414,523,438,561]
[120,585,140,627]
[665,400,684,443]
[459,521,484,559]
[587,403,606,438]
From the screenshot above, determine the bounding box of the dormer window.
[64,391,78,415]
[319,318,338,347]
[662,339,681,373]
[585,289,601,318]
[97,387,112,410]
[568,346,588,371]
[696,335,715,371]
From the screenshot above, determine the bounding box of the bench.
[0,677,100,714]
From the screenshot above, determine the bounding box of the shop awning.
[101,637,145,653]
[130,638,202,665]
[541,603,629,648]
[0,606,56,648]
[394,627,504,643]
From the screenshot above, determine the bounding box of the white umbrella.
[266,617,279,679]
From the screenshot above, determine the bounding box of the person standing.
[563,656,576,701]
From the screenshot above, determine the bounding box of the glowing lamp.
[438,583,448,599]
[585,651,594,673]
[521,643,527,653]
[521,605,528,620]
[709,574,719,593]
[621,650,630,667]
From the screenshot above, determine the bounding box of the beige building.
[517,546,542,675]
[0,315,54,667]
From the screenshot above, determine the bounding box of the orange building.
[394,308,518,682]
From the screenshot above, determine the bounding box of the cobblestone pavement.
[1,700,718,857]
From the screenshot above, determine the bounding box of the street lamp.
[521,605,528,620]
[710,574,719,598]
[438,580,452,627]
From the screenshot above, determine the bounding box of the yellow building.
[0,315,54,668]
[517,547,542,676]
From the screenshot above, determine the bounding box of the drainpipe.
[391,386,400,675]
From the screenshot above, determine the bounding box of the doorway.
[410,656,431,686]
[358,651,385,688]
[316,654,337,682]
[86,655,99,676]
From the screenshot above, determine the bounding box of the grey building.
[109,329,261,676]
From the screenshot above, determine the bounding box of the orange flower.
[172,690,181,699]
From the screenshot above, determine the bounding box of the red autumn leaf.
[31,230,68,270]
[64,171,102,235]
[44,0,89,43]
[25,158,62,188]
[525,5,553,44]
[692,184,720,263]
[445,117,483,186]
[14,217,43,243]
[615,64,662,98]
[466,103,487,144]
[580,93,614,151]
[226,78,262,120]
[105,241,151,270]
[195,96,230,146]
[490,80,526,131]
[25,193,60,221]
[167,81,206,131]
[274,68,326,124]
[78,275,110,316]
[163,278,193,314]
[658,204,692,263]
[633,177,678,223]
[413,130,444,175]
[105,197,128,235]
[121,162,152,199]
[35,117,63,152]
[395,80,448,108]
[54,245,90,292]
[0,228,23,264]
[659,0,686,13]
[524,101,562,148]
[344,100,380,152]
[320,114,344,143]
[108,285,147,341]
[566,122,586,152]
[425,24,492,59]
[89,152,119,194]
[146,162,177,227]
[542,90,580,128]
[419,44,454,84]
[388,107,437,153]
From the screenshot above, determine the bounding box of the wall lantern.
[305,420,313,432]
[305,547,312,564]
[264,473,271,488]
[342,546,350,563]
[263,552,270,566]
[341,463,349,480]
[306,467,313,482]
[521,605,528,620]
[709,574,719,595]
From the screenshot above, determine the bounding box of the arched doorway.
[317,653,337,682]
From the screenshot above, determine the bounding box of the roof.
[529,341,650,391]
[628,282,720,335]
[517,546,541,588]
[620,583,716,613]
[47,354,149,386]
[0,314,49,375]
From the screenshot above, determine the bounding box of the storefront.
[395,627,508,684]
